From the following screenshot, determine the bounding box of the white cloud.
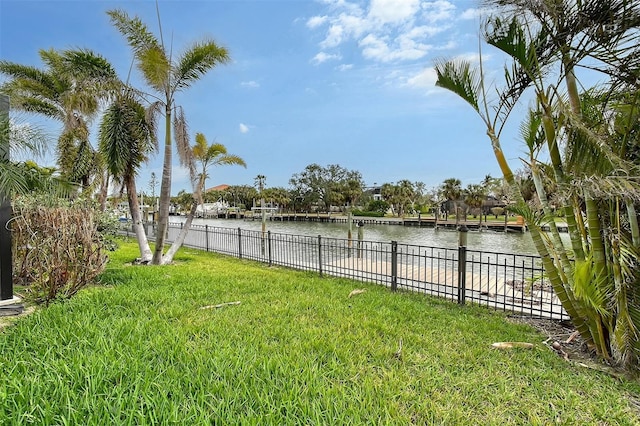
[307,15,328,28]
[311,52,342,65]
[459,7,495,20]
[308,0,460,65]
[406,67,438,89]
[368,0,420,25]
[455,52,485,64]
[421,0,456,23]
[320,24,345,48]
[239,123,249,133]
[337,63,354,71]
[241,81,259,88]
[359,32,429,62]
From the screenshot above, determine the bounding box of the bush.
[366,200,389,214]
[351,210,385,217]
[11,195,113,304]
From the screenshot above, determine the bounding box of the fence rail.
[125,222,568,320]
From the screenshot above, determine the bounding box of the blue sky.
[1,0,529,195]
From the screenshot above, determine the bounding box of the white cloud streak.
[311,51,342,65]
[307,0,458,64]
[241,81,260,88]
[239,123,249,133]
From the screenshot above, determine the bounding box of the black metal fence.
[127,222,568,320]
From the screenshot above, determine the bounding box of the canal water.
[168,216,553,255]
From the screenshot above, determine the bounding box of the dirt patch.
[0,305,36,331]
[508,316,608,369]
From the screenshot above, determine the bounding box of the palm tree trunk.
[626,200,640,248]
[539,99,586,262]
[126,176,152,262]
[152,105,173,264]
[487,129,593,345]
[162,175,205,264]
[98,172,110,212]
[162,199,197,264]
[584,195,611,359]
[530,163,571,279]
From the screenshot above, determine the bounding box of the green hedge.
[351,210,385,217]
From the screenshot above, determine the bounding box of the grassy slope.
[1,241,639,425]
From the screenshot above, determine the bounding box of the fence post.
[318,235,323,277]
[238,227,242,259]
[267,231,272,267]
[457,225,468,305]
[0,94,12,301]
[391,240,398,292]
[205,225,209,252]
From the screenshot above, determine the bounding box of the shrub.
[366,200,389,214]
[351,210,385,217]
[11,195,113,304]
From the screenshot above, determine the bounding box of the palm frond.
[61,49,118,81]
[519,108,545,154]
[107,9,161,57]
[434,59,481,113]
[138,47,170,93]
[214,154,247,168]
[173,106,195,179]
[0,161,28,195]
[573,258,611,318]
[145,100,161,151]
[172,41,230,92]
[99,92,156,178]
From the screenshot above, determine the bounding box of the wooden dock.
[241,212,528,232]
[323,257,564,319]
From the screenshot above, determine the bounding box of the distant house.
[364,185,382,201]
[205,184,230,192]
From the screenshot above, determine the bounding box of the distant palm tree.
[192,133,246,209]
[108,8,229,265]
[463,184,486,228]
[163,133,245,262]
[440,178,462,226]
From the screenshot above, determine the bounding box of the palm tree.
[162,134,245,262]
[99,89,157,262]
[0,49,117,191]
[0,108,53,196]
[464,184,486,228]
[436,0,640,367]
[439,178,462,225]
[108,8,230,265]
[192,133,246,206]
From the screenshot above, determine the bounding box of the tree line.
[167,163,550,223]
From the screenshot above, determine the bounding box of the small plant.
[11,195,111,304]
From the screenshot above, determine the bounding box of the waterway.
[168,216,557,255]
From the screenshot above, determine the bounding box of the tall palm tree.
[0,49,117,190]
[99,89,157,262]
[108,8,230,265]
[162,133,245,262]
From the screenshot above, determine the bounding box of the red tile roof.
[205,184,229,192]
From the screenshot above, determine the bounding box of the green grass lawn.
[1,241,639,425]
